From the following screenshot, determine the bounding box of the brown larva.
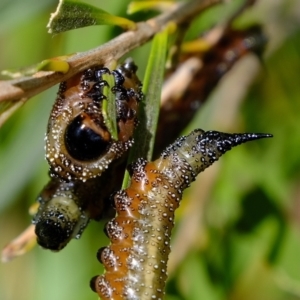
[45,59,142,182]
[91,129,272,299]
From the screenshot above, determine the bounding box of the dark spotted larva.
[46,59,143,182]
[91,129,272,299]
[33,162,121,251]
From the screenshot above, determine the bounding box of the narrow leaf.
[122,25,169,188]
[1,56,70,79]
[48,0,136,34]
[181,38,211,53]
[102,73,118,141]
[135,26,169,160]
[127,1,175,14]
[37,57,70,73]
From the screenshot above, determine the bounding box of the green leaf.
[37,57,70,73]
[127,1,175,14]
[122,25,169,189]
[48,0,136,34]
[136,26,169,160]
[101,72,118,141]
[1,56,70,78]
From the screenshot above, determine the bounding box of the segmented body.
[46,59,142,182]
[91,129,272,299]
[34,60,142,250]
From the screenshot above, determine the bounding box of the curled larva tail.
[158,129,273,187]
[46,59,142,182]
[91,129,272,299]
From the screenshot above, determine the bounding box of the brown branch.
[0,0,222,104]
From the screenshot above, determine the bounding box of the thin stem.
[0,0,222,104]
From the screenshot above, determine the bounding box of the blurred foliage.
[47,0,136,34]
[1,1,300,300]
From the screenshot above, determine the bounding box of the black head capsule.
[123,57,138,74]
[33,196,89,251]
[83,68,95,80]
[242,25,268,57]
[64,114,110,161]
[116,58,139,83]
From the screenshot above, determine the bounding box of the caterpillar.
[45,59,143,182]
[91,129,272,299]
[33,59,142,250]
[33,178,89,251]
[155,25,267,156]
[33,27,266,252]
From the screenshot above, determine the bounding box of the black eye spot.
[65,114,109,161]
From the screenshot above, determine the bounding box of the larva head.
[116,58,140,89]
[46,61,142,181]
[33,196,89,251]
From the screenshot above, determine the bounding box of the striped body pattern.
[45,59,142,182]
[91,129,272,299]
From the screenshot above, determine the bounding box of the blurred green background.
[1,0,300,299]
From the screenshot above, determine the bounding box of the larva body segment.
[92,129,272,299]
[46,59,142,182]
